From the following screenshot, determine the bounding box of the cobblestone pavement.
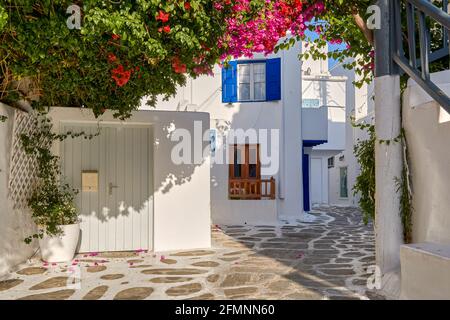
[0,207,384,300]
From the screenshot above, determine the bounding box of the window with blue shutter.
[221,58,281,103]
[266,58,281,101]
[222,61,237,103]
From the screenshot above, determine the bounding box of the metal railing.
[393,0,450,111]
[229,178,276,200]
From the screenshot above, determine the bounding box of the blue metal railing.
[393,0,450,111]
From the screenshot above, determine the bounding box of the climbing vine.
[352,120,413,243]
[20,112,99,244]
[352,120,375,225]
[395,131,413,243]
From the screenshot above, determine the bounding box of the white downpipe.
[374,75,404,298]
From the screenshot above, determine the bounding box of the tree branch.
[352,12,374,46]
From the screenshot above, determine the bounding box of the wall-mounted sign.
[302,98,320,108]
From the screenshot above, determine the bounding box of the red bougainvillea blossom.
[111,65,133,87]
[159,25,171,33]
[156,10,170,23]
[172,57,187,74]
[107,53,117,63]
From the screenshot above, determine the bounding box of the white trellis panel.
[8,110,38,209]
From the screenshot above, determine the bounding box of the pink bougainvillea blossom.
[218,0,325,59]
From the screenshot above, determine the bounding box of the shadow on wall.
[60,114,208,224]
[0,105,37,277]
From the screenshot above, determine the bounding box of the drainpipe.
[374,0,403,298]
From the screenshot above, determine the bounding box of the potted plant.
[21,113,96,262]
[26,179,80,263]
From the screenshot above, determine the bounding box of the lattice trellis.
[8,110,38,209]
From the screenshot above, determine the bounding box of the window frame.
[237,62,266,102]
[328,156,335,168]
[229,144,261,180]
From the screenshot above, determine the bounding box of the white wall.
[0,103,37,277]
[304,76,347,151]
[301,42,329,75]
[307,149,340,205]
[301,106,328,141]
[403,70,450,244]
[48,107,211,252]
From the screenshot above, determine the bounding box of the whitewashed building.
[150,38,334,224]
[301,44,347,210]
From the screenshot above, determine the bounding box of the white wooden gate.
[61,124,153,252]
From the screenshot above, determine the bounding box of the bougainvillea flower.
[111,64,132,87]
[107,53,117,63]
[172,57,187,74]
[156,10,170,23]
[184,2,191,10]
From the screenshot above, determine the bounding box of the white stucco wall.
[307,150,339,205]
[403,70,450,244]
[0,103,37,277]
[48,107,211,252]
[304,76,347,151]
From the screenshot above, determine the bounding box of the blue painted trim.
[303,140,327,148]
[302,150,310,212]
[266,58,281,101]
[235,59,268,64]
[222,61,238,103]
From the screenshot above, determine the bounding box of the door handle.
[109,182,119,196]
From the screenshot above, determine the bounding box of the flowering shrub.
[0,0,377,117]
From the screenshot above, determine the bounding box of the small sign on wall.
[82,171,98,192]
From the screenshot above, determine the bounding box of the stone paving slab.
[0,206,385,300]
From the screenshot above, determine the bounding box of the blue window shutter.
[222,61,237,103]
[266,58,281,101]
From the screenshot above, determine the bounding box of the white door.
[311,158,323,205]
[61,124,153,252]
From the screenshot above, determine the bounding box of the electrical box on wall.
[82,171,98,192]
